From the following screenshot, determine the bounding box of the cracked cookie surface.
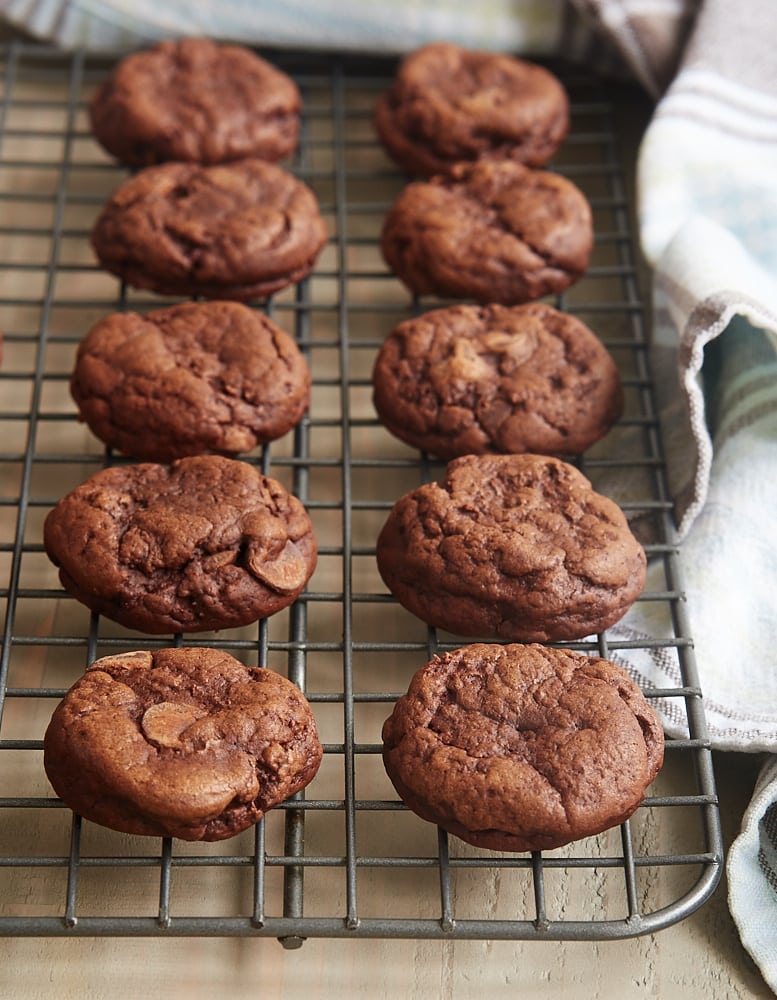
[374,42,569,177]
[372,302,622,459]
[90,159,327,301]
[90,37,301,166]
[43,455,317,634]
[381,159,592,305]
[71,301,311,462]
[44,647,323,841]
[376,452,645,642]
[382,642,664,852]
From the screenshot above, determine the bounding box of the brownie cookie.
[372,303,622,459]
[374,42,569,177]
[44,647,322,841]
[90,159,327,301]
[70,301,311,462]
[376,453,646,642]
[90,38,301,166]
[382,642,664,852]
[381,160,592,305]
[43,455,317,634]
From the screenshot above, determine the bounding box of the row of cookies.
[89,39,328,300]
[44,40,329,844]
[371,47,664,851]
[42,40,662,858]
[370,46,644,643]
[75,38,321,463]
[47,39,325,631]
[376,43,592,306]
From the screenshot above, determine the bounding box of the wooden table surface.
[0,748,771,1000]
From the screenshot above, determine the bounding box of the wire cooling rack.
[0,42,722,944]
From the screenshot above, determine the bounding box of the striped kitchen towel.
[727,754,777,996]
[0,0,691,83]
[606,0,777,755]
[605,5,777,987]
[1,0,570,54]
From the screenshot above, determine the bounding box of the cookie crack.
[485,204,558,271]
[161,222,206,273]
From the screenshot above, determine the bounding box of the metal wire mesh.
[0,42,722,944]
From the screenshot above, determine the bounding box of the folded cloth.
[1,0,571,53]
[610,304,777,751]
[610,4,777,990]
[728,755,777,995]
[567,0,699,96]
[605,0,777,753]
[636,0,777,539]
[0,0,684,84]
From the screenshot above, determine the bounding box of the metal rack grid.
[0,42,722,945]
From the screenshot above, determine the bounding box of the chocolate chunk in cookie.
[381,160,592,305]
[90,38,301,166]
[383,642,664,852]
[44,647,322,841]
[374,42,569,177]
[43,455,317,634]
[90,159,327,301]
[376,453,646,642]
[372,303,622,459]
[71,301,311,462]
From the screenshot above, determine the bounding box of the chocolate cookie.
[44,647,323,841]
[90,159,328,301]
[70,301,311,462]
[381,160,593,304]
[90,38,301,166]
[376,453,646,642]
[372,303,622,459]
[43,455,317,634]
[382,642,664,852]
[374,42,569,177]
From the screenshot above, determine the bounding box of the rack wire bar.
[0,42,722,944]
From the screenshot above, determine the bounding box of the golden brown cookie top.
[382,642,664,852]
[44,647,322,841]
[43,455,317,634]
[374,42,569,176]
[381,160,593,305]
[372,302,622,459]
[376,452,646,642]
[90,38,301,166]
[71,301,311,462]
[90,159,328,301]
